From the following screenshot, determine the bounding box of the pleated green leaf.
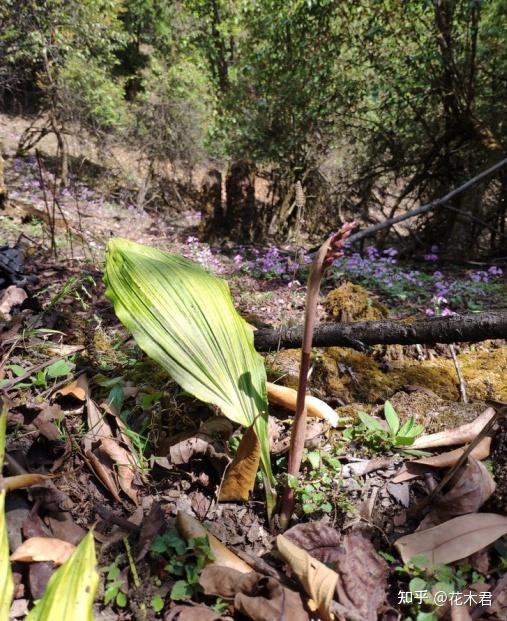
[25,531,98,621]
[1,400,14,621]
[104,238,275,506]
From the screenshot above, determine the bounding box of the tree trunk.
[0,150,6,208]
[199,168,223,240]
[225,160,257,241]
[253,310,507,352]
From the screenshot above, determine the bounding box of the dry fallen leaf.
[165,605,226,620]
[284,522,342,564]
[199,565,310,621]
[392,438,491,483]
[168,433,230,473]
[395,513,507,568]
[54,374,89,401]
[176,512,253,574]
[3,474,52,492]
[11,537,75,565]
[418,457,496,529]
[84,448,122,503]
[335,532,389,621]
[219,426,260,502]
[411,408,495,449]
[85,396,112,443]
[277,534,337,621]
[98,438,138,504]
[267,382,339,427]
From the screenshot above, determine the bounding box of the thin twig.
[346,156,507,245]
[35,149,56,256]
[92,504,140,533]
[449,344,467,403]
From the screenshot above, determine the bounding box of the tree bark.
[0,150,6,208]
[253,310,507,352]
[199,168,223,240]
[225,160,257,241]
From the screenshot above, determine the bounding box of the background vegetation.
[1,0,506,255]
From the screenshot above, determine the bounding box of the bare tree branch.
[345,157,507,244]
[254,310,507,352]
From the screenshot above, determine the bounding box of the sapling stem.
[279,223,355,530]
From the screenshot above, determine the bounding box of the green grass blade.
[0,491,13,621]
[0,399,14,621]
[0,400,14,621]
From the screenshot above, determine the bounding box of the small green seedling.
[103,557,128,608]
[392,554,486,621]
[343,401,425,454]
[150,529,214,602]
[287,449,351,516]
[0,360,72,389]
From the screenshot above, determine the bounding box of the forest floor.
[1,146,507,621]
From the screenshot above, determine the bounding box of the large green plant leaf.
[104,238,275,507]
[0,400,14,621]
[25,531,98,621]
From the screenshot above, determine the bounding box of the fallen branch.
[253,310,507,352]
[345,156,507,245]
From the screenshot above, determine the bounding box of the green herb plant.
[287,449,353,517]
[105,239,276,515]
[150,529,214,602]
[0,360,72,389]
[388,553,486,621]
[343,401,425,455]
[103,556,128,608]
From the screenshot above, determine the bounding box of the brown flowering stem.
[279,223,355,530]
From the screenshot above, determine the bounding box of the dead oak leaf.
[335,532,389,621]
[418,457,496,529]
[392,438,491,483]
[176,511,253,574]
[55,373,89,401]
[10,536,75,565]
[169,434,230,474]
[284,522,342,564]
[199,565,310,621]
[84,447,122,502]
[84,396,112,446]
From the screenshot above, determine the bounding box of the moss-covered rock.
[324,282,388,322]
[267,343,507,406]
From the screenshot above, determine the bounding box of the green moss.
[324,282,388,322]
[310,345,507,405]
[265,348,301,389]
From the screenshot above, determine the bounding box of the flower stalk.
[279,222,356,530]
